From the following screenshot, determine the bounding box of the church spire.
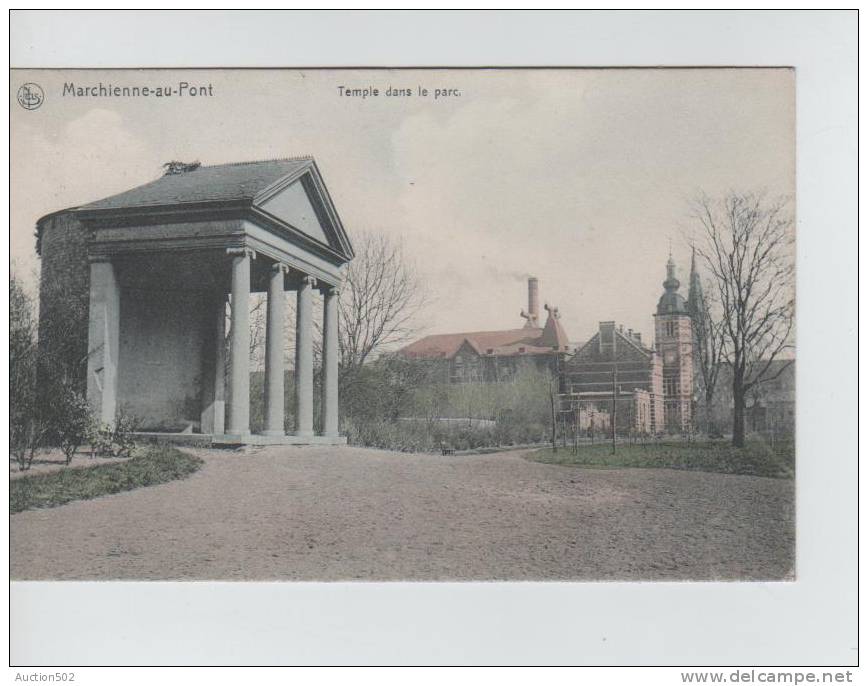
[687,245,705,318]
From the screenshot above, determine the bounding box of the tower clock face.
[664,350,677,365]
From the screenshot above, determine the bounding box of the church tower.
[654,253,694,433]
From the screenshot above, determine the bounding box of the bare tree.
[337,231,428,381]
[248,293,268,368]
[693,191,795,447]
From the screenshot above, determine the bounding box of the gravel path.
[10,446,794,581]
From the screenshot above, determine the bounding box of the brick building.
[398,277,573,383]
[561,254,695,435]
[560,321,663,435]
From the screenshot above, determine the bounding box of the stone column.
[213,295,227,434]
[200,294,226,435]
[226,248,253,436]
[294,275,315,438]
[86,258,120,425]
[264,263,288,436]
[321,286,340,437]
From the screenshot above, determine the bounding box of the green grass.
[526,438,794,479]
[10,446,204,514]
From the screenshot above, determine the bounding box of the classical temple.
[36,157,353,445]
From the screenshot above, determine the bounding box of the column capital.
[324,285,341,297]
[300,274,317,287]
[271,262,289,275]
[87,253,113,264]
[226,247,256,259]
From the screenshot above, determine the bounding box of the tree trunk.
[732,383,746,448]
[704,387,716,435]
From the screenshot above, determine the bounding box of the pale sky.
[11,68,794,344]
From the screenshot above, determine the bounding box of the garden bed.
[10,446,204,514]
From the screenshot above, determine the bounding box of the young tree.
[10,275,47,470]
[693,191,795,447]
[53,387,94,464]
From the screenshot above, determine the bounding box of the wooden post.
[573,404,579,455]
[549,380,557,453]
[611,365,618,455]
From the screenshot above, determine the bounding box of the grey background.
[8,10,857,666]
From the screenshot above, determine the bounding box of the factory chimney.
[521,276,540,328]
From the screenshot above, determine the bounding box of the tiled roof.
[399,328,544,359]
[538,310,570,349]
[77,157,313,211]
[399,315,574,359]
[484,342,559,356]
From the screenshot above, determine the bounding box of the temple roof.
[77,157,314,211]
[35,156,355,266]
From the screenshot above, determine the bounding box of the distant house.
[398,277,573,383]
[708,360,796,434]
[561,321,663,435]
[560,254,697,435]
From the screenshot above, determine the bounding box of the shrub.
[91,410,139,458]
[46,384,95,465]
[341,362,555,453]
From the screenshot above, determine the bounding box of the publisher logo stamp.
[17,83,44,110]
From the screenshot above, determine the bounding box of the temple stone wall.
[37,211,91,391]
[117,285,213,431]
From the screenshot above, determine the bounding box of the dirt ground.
[10,445,794,581]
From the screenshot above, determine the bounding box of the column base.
[218,432,251,444]
[294,430,315,439]
[261,429,286,437]
[133,431,347,447]
[212,433,346,446]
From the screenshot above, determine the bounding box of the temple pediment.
[258,178,329,245]
[251,165,354,261]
